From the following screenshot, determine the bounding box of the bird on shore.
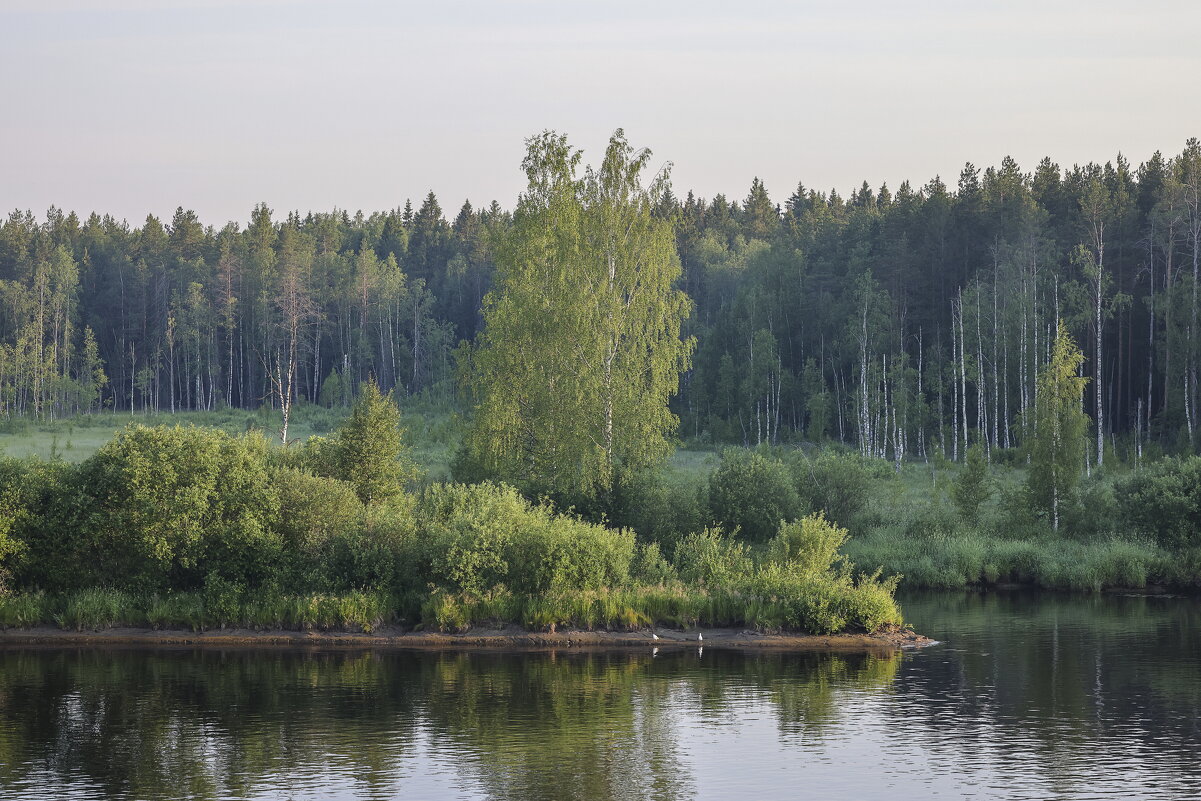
[697,632,703,642]
[651,632,659,640]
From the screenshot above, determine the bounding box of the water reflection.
[0,591,1196,800]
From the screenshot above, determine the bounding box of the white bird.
[651,633,659,640]
[697,632,704,641]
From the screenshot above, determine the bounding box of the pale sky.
[3,0,1199,226]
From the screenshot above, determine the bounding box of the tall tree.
[462,129,693,500]
[1026,323,1089,531]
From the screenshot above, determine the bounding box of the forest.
[2,133,1201,636]
[3,140,1201,465]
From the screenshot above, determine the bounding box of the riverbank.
[0,624,932,652]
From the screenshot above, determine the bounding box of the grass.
[0,404,709,481]
[0,589,394,633]
[0,578,904,637]
[415,574,903,635]
[0,403,458,480]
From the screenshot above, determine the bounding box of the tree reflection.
[0,646,901,800]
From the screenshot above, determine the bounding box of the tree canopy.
[461,130,694,500]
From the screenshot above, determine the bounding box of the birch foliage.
[463,130,694,499]
[1025,324,1090,531]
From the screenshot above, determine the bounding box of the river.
[0,590,1197,800]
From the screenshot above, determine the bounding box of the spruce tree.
[331,379,420,504]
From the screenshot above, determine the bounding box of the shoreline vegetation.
[0,391,907,642]
[2,399,1200,651]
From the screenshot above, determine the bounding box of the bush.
[275,468,364,550]
[744,564,902,634]
[630,542,676,585]
[767,513,848,576]
[296,380,421,504]
[58,588,138,630]
[414,483,635,596]
[1,456,71,592]
[952,444,991,524]
[61,426,282,592]
[708,449,802,541]
[788,450,873,529]
[672,528,752,586]
[0,590,50,627]
[900,501,960,541]
[607,470,707,553]
[273,467,366,583]
[1115,456,1201,549]
[145,593,206,631]
[1061,477,1119,538]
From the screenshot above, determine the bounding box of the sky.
[2,0,1200,226]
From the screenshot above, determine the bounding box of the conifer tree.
[329,379,419,504]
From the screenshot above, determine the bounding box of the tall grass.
[845,530,1177,591]
[0,590,393,633]
[416,575,902,635]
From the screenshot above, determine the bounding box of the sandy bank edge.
[0,625,933,652]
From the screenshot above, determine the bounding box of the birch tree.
[463,130,693,500]
[1026,323,1089,531]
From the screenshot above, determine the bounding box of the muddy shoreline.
[0,625,933,652]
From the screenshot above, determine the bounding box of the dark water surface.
[0,591,1198,800]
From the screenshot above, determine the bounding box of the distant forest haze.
[3,136,1201,461]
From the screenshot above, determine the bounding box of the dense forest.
[3,140,1201,465]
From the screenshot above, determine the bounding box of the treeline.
[0,196,497,419]
[4,139,1201,461]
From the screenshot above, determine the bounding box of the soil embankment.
[0,625,932,651]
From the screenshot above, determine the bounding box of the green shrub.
[145,593,206,631]
[767,513,848,576]
[901,501,960,540]
[708,449,802,541]
[673,527,752,586]
[62,425,282,592]
[0,590,50,627]
[788,450,873,529]
[630,541,676,585]
[1,456,71,592]
[203,573,244,628]
[1115,456,1201,549]
[414,482,635,596]
[952,444,991,524]
[608,470,707,551]
[1061,478,1119,538]
[274,468,365,557]
[743,564,902,634]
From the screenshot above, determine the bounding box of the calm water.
[0,591,1198,800]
